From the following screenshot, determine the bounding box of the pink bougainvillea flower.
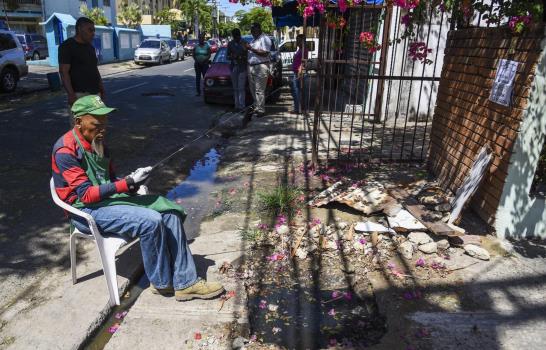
[303,6,315,18]
[115,310,128,320]
[439,2,446,12]
[257,223,269,231]
[343,291,352,300]
[259,300,268,309]
[328,308,336,316]
[276,215,287,225]
[403,290,422,300]
[401,13,412,26]
[250,334,257,342]
[108,323,120,334]
[267,253,285,262]
[359,238,367,245]
[331,290,341,299]
[311,218,322,227]
[387,262,396,270]
[359,31,374,44]
[338,0,347,13]
[272,327,282,334]
[408,42,432,63]
[194,332,202,340]
[329,338,337,346]
[415,257,426,267]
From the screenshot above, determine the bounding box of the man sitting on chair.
[51,95,224,301]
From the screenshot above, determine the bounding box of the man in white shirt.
[244,23,271,118]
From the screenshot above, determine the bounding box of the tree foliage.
[218,21,239,38]
[80,5,109,26]
[237,7,274,34]
[180,0,213,36]
[117,3,142,29]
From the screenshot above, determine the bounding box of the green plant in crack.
[239,227,264,241]
[257,185,302,218]
[210,188,234,217]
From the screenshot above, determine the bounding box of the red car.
[203,47,282,105]
[208,39,219,53]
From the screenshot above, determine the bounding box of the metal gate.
[305,2,449,165]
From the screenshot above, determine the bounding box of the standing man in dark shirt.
[226,28,247,111]
[59,17,105,122]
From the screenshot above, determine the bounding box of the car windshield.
[167,40,176,49]
[139,40,160,48]
[16,35,25,44]
[213,48,229,64]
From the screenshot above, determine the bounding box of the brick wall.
[428,25,544,225]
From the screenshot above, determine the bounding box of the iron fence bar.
[331,26,344,160]
[378,5,402,161]
[336,12,351,160]
[389,28,410,161]
[311,17,327,165]
[325,27,335,160]
[346,5,367,160]
[421,7,447,160]
[315,74,441,80]
[406,3,436,161]
[364,1,386,162]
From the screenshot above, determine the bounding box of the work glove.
[129,166,153,184]
[125,166,153,192]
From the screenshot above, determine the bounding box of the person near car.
[243,23,271,118]
[59,17,105,124]
[227,28,248,111]
[52,95,225,301]
[193,34,211,96]
[290,34,309,114]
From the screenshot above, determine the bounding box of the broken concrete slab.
[387,209,427,232]
[309,180,401,215]
[355,221,395,234]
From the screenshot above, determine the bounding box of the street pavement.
[0,59,227,348]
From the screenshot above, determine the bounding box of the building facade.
[44,0,118,26]
[0,0,43,33]
[117,0,169,25]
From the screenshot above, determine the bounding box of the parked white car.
[167,39,185,61]
[134,39,172,65]
[278,38,319,72]
[0,29,28,92]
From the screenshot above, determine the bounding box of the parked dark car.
[183,39,199,56]
[203,47,282,105]
[15,33,48,60]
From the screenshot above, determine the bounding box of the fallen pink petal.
[415,258,426,267]
[328,308,336,316]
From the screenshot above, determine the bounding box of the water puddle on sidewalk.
[248,285,386,348]
[166,147,222,239]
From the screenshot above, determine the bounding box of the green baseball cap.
[71,95,116,118]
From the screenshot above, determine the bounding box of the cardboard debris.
[387,209,427,232]
[309,181,401,215]
[354,221,395,234]
[449,146,493,225]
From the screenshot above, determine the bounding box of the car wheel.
[176,53,179,61]
[32,51,41,60]
[0,68,18,93]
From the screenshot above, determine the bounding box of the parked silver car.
[168,40,185,61]
[0,30,28,92]
[134,39,172,65]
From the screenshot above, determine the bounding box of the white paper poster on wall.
[102,32,112,50]
[489,59,519,107]
[120,33,130,49]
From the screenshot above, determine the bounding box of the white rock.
[408,231,433,245]
[276,225,289,235]
[354,221,395,234]
[295,248,308,260]
[353,241,366,251]
[464,244,490,260]
[268,303,279,312]
[418,242,438,254]
[398,241,414,259]
[325,240,338,250]
[437,239,450,250]
[337,221,348,230]
[387,209,426,231]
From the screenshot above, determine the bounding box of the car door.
[33,35,48,57]
[161,41,169,59]
[0,32,23,65]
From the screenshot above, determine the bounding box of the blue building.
[41,13,116,66]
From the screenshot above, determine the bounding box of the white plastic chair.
[49,178,141,306]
